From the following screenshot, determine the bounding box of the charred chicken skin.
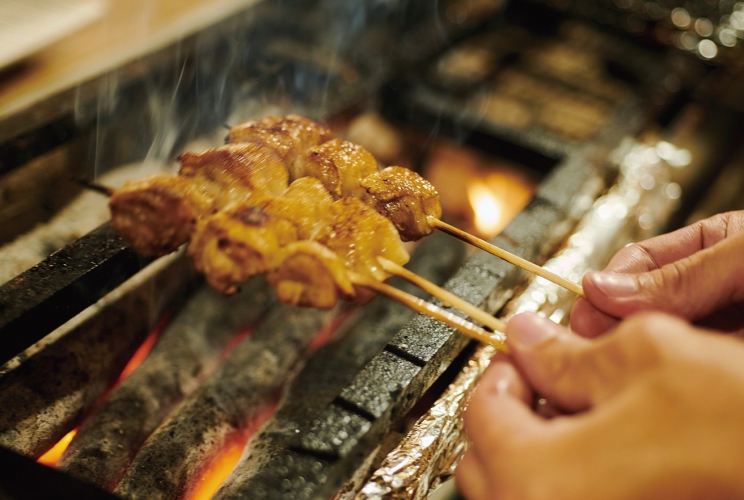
[109,175,213,256]
[259,177,334,240]
[294,138,379,199]
[179,142,289,203]
[226,114,332,177]
[318,197,410,283]
[188,205,297,295]
[360,166,442,241]
[267,240,355,309]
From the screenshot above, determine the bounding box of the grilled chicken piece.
[267,240,355,309]
[110,175,213,256]
[188,205,297,295]
[179,143,288,203]
[226,114,332,176]
[319,198,409,284]
[260,177,334,239]
[360,166,442,241]
[294,139,378,199]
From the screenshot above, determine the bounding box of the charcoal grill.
[1,0,744,499]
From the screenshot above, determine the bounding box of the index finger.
[606,211,744,274]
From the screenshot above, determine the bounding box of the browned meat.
[294,138,378,199]
[188,205,297,295]
[260,177,334,239]
[360,166,442,241]
[318,197,409,284]
[179,143,288,203]
[267,240,355,309]
[109,175,213,256]
[226,114,332,175]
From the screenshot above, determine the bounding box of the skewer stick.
[428,217,584,297]
[377,257,506,334]
[74,177,116,197]
[348,272,507,350]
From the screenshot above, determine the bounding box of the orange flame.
[37,429,77,467]
[116,328,160,383]
[37,315,169,467]
[189,434,249,500]
[467,172,534,239]
[468,180,503,237]
[188,403,278,500]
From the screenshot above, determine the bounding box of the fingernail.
[507,312,560,346]
[588,271,637,297]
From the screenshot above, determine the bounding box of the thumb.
[583,231,744,323]
[506,313,606,412]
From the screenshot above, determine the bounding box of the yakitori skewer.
[349,272,506,350]
[83,181,507,349]
[377,257,507,334]
[429,218,585,297]
[358,165,585,297]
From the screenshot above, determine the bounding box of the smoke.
[73,0,457,180]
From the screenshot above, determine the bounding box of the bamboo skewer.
[348,272,506,350]
[377,257,507,334]
[73,177,116,197]
[429,217,585,297]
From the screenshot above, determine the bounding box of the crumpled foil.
[355,138,684,500]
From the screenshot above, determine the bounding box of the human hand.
[571,211,744,338]
[456,312,744,500]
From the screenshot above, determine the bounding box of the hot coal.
[212,232,465,500]
[113,304,338,500]
[56,276,273,490]
[0,253,196,459]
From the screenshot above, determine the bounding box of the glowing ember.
[116,328,160,383]
[468,180,503,237]
[36,315,169,467]
[189,434,249,500]
[37,430,76,467]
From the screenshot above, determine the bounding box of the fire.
[189,434,249,500]
[467,171,534,239]
[36,316,168,468]
[37,429,77,467]
[468,180,503,237]
[116,327,161,383]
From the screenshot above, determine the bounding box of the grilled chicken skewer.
[98,179,506,342]
[227,117,583,295]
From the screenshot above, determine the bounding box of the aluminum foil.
[355,138,684,500]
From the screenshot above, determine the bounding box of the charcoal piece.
[212,232,465,500]
[387,237,521,364]
[0,253,196,459]
[223,449,334,500]
[297,403,373,458]
[337,351,420,421]
[113,305,335,500]
[56,277,272,491]
[0,223,154,365]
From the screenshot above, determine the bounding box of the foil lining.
[355,138,684,500]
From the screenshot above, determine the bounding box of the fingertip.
[506,312,564,348]
[480,355,531,404]
[584,271,638,298]
[570,298,620,338]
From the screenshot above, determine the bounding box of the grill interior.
[1,0,744,499]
